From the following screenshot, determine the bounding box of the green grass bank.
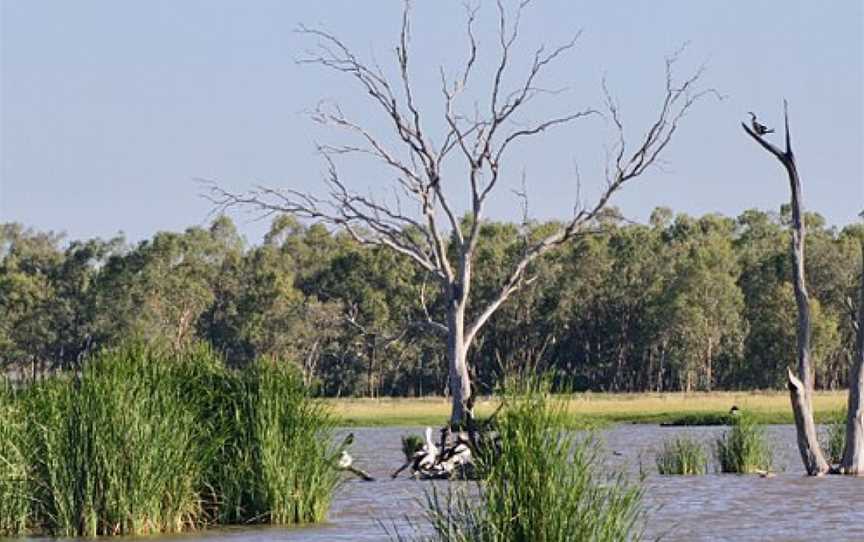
[330,390,849,427]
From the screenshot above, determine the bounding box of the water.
[34,425,864,541]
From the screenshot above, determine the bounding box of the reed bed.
[655,436,708,475]
[0,342,337,537]
[419,379,645,542]
[0,383,29,536]
[715,410,773,474]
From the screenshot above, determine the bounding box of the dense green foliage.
[1,208,862,395]
[417,381,644,542]
[656,436,709,475]
[0,343,337,536]
[715,411,774,473]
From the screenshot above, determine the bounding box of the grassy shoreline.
[328,390,849,427]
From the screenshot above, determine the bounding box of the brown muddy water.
[30,425,864,541]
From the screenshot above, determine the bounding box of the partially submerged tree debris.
[392,427,477,480]
[392,400,504,480]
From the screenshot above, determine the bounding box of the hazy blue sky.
[2,0,862,244]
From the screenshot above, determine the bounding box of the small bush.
[715,410,773,474]
[420,378,645,542]
[401,434,424,462]
[656,436,708,475]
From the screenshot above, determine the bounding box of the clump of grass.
[821,408,847,464]
[715,410,773,474]
[401,434,424,462]
[244,358,339,524]
[420,378,645,542]
[23,343,204,537]
[0,383,29,536]
[177,352,338,526]
[656,436,708,475]
[1,342,339,537]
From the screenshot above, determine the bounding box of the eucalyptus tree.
[209,2,714,424]
[662,215,744,391]
[96,217,243,351]
[0,224,64,375]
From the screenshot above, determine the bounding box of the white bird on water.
[337,449,374,481]
[338,450,353,469]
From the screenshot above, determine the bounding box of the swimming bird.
[748,112,774,135]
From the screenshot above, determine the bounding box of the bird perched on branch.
[748,112,774,135]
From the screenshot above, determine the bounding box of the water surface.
[35,425,864,541]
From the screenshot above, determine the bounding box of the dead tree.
[209,1,712,426]
[742,101,829,475]
[840,246,864,474]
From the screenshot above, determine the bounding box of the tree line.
[1,207,861,396]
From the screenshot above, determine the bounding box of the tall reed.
[656,436,708,475]
[421,379,645,542]
[715,410,773,474]
[0,383,29,536]
[210,358,339,525]
[23,343,203,536]
[0,342,339,537]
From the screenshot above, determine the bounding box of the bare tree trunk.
[743,101,829,475]
[447,295,471,426]
[840,245,864,474]
[366,333,376,398]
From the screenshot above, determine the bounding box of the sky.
[1,0,862,244]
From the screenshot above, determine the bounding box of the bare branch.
[466,47,716,344]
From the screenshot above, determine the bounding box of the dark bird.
[748,112,774,135]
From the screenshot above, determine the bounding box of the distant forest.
[2,206,862,396]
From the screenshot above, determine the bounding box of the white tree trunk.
[447,300,471,427]
[840,247,864,474]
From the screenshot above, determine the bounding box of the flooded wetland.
[51,425,860,542]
